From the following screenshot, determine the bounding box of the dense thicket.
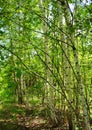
[0,0,92,130]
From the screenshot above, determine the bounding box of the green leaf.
[16,69,22,78]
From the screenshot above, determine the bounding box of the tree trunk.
[39,0,58,125]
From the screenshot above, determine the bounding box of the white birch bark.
[39,0,58,124]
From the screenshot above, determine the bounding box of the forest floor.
[0,103,67,130]
[0,103,92,130]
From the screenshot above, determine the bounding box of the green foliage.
[0,0,92,129]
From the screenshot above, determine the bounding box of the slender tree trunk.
[73,47,91,130]
[39,0,58,125]
[60,1,75,129]
[16,0,25,105]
